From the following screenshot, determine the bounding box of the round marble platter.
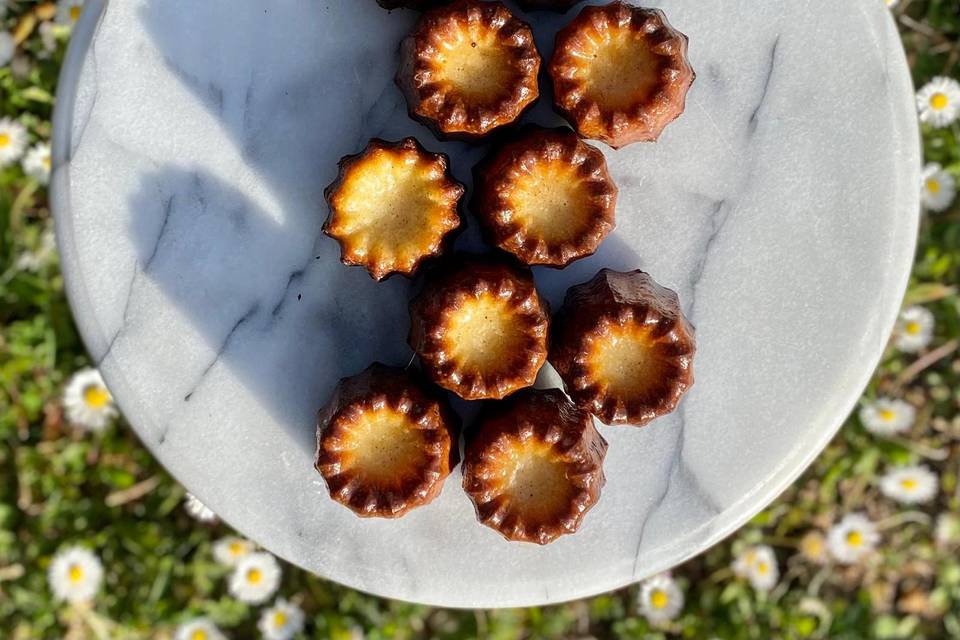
[52,0,919,608]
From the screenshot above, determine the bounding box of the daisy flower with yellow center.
[732,544,779,592]
[858,397,915,436]
[894,305,935,353]
[55,0,85,26]
[229,551,281,604]
[827,513,879,564]
[184,492,218,523]
[921,163,956,212]
[799,530,828,564]
[63,367,118,432]
[48,546,103,604]
[23,142,52,186]
[258,598,305,640]
[174,618,226,640]
[916,76,960,128]
[212,536,254,567]
[879,464,938,504]
[0,117,28,167]
[637,573,683,624]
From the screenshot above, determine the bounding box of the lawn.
[2,0,959,638]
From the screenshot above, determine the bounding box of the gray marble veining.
[51,0,919,607]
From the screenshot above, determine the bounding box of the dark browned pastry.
[462,388,607,544]
[397,0,541,140]
[516,0,581,11]
[315,363,460,518]
[550,269,695,426]
[408,256,549,400]
[378,0,450,9]
[324,137,463,281]
[548,2,695,148]
[472,126,617,267]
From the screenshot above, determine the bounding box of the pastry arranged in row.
[394,0,694,148]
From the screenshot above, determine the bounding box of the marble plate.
[52,0,919,607]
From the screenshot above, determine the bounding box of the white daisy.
[48,546,103,604]
[22,142,52,185]
[0,31,14,67]
[258,598,306,640]
[799,531,828,565]
[879,465,938,504]
[15,226,57,272]
[637,573,683,624]
[917,76,960,128]
[732,545,779,592]
[894,306,935,353]
[935,514,960,548]
[858,397,915,436]
[63,367,117,432]
[0,117,28,167]
[212,536,254,567]
[174,618,226,640]
[56,0,85,26]
[184,492,218,523]
[920,163,956,212]
[827,513,879,564]
[229,551,281,604]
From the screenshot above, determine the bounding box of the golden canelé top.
[472,126,617,267]
[548,1,695,148]
[462,388,608,544]
[550,269,696,426]
[315,363,460,518]
[397,0,541,140]
[323,137,463,281]
[408,256,549,400]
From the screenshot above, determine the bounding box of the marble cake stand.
[51,0,919,608]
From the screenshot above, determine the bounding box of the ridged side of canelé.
[550,269,696,426]
[315,363,460,518]
[323,137,464,281]
[472,126,617,267]
[408,255,549,400]
[396,0,541,140]
[548,2,695,148]
[462,388,608,544]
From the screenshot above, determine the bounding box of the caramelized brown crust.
[548,2,695,148]
[550,269,695,426]
[462,388,607,544]
[473,126,617,267]
[315,363,460,518]
[396,0,541,140]
[323,138,464,281]
[408,256,549,400]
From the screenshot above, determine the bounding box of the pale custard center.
[588,320,664,398]
[583,29,661,110]
[506,160,594,244]
[340,406,426,482]
[433,27,516,102]
[444,293,527,373]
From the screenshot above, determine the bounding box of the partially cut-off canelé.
[472,126,617,267]
[315,363,460,518]
[397,0,541,140]
[408,256,549,400]
[323,137,463,281]
[550,269,695,426]
[548,1,695,148]
[462,388,608,544]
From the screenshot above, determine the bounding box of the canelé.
[548,2,694,148]
[462,388,608,544]
[324,137,463,281]
[408,256,549,400]
[315,363,460,518]
[397,0,541,140]
[472,126,617,267]
[550,269,695,425]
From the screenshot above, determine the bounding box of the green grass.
[2,1,960,638]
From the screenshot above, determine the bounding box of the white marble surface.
[51,0,919,607]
